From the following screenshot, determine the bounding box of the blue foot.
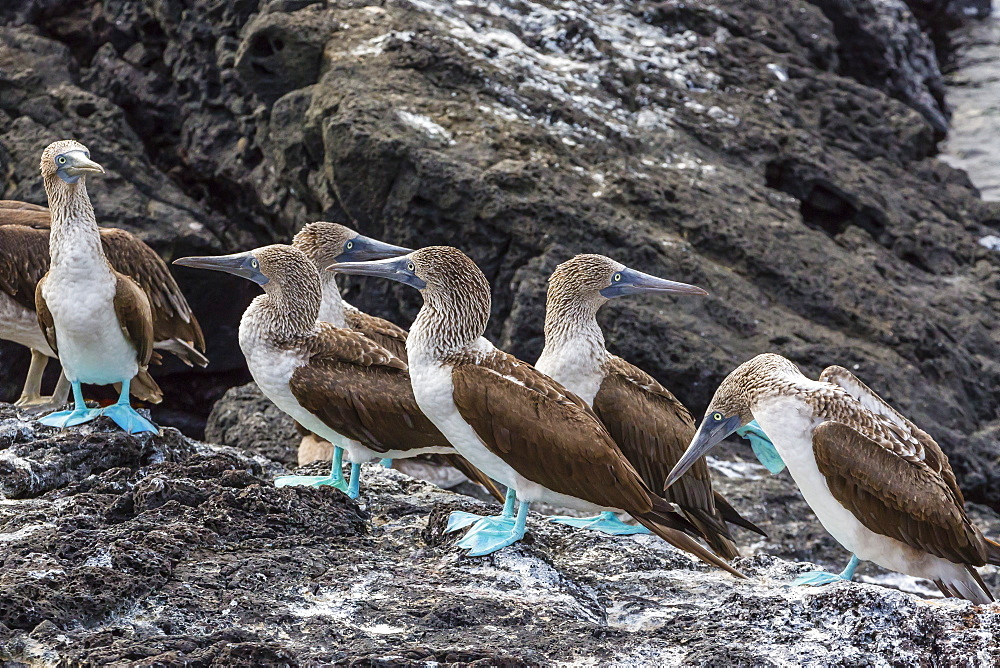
[455,501,529,557]
[793,555,860,587]
[346,463,361,499]
[547,511,651,536]
[38,407,102,428]
[447,488,517,533]
[380,458,393,469]
[101,403,158,434]
[274,474,349,491]
[737,420,785,474]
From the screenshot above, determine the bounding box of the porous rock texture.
[0,0,999,491]
[0,403,998,665]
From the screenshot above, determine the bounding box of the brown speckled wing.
[345,308,408,361]
[812,419,987,567]
[290,324,447,454]
[0,214,50,310]
[33,273,57,354]
[113,272,156,367]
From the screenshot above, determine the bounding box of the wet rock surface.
[0,403,998,665]
[1,0,999,494]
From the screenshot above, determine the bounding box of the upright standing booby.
[535,254,762,555]
[34,140,158,433]
[173,244,471,499]
[332,247,744,575]
[664,353,1000,603]
[0,201,207,411]
[292,222,505,501]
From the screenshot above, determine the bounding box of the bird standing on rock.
[173,244,461,500]
[0,200,207,412]
[34,140,159,434]
[291,222,505,501]
[332,246,745,575]
[535,254,763,555]
[665,353,1000,603]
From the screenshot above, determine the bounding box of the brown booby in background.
[535,254,762,555]
[331,246,745,574]
[665,353,1000,603]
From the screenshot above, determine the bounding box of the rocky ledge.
[0,402,997,665]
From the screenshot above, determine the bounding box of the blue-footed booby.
[331,247,745,575]
[34,140,158,433]
[291,222,505,501]
[173,244,465,499]
[665,353,1000,603]
[0,201,207,411]
[535,254,763,555]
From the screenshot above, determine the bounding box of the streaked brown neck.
[254,268,323,343]
[410,281,491,362]
[43,174,106,267]
[540,288,606,357]
[317,270,347,328]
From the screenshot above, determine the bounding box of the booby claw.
[455,501,529,557]
[38,407,101,428]
[101,404,158,434]
[793,555,860,587]
[547,511,651,536]
[737,420,786,474]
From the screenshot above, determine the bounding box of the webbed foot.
[101,403,158,434]
[452,500,529,557]
[793,555,860,587]
[547,511,651,535]
[38,407,101,428]
[274,474,350,492]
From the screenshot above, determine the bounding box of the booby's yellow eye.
[346,241,353,250]
[713,412,722,421]
[250,259,259,269]
[613,273,622,282]
[406,261,415,271]
[57,156,67,165]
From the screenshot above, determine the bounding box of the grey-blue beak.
[663,413,741,490]
[57,151,105,184]
[173,252,269,286]
[336,234,412,263]
[330,255,426,290]
[600,267,708,299]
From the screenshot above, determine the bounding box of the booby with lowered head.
[332,246,744,575]
[34,140,157,433]
[173,244,461,499]
[535,254,763,555]
[0,201,207,411]
[291,222,505,501]
[664,353,1000,603]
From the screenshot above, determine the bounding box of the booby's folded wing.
[451,350,656,512]
[812,420,988,566]
[34,274,57,354]
[100,228,206,357]
[0,216,50,310]
[344,307,408,361]
[0,200,48,213]
[290,323,446,453]
[113,272,156,367]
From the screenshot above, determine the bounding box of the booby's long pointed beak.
[62,151,105,176]
[664,414,741,490]
[600,267,708,299]
[173,252,269,285]
[336,234,412,263]
[330,255,427,290]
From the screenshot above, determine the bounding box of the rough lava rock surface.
[1,0,999,498]
[0,403,998,665]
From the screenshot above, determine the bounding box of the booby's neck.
[43,175,108,271]
[241,276,322,349]
[317,272,347,328]
[536,297,608,400]
[408,289,490,364]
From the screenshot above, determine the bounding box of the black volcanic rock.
[0,404,996,664]
[0,0,998,508]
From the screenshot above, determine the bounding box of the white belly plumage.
[0,292,54,356]
[409,358,613,512]
[42,270,137,385]
[755,399,976,585]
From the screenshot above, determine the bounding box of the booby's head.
[292,221,412,271]
[546,254,707,324]
[40,140,105,185]
[332,246,491,350]
[174,244,322,328]
[664,353,801,489]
